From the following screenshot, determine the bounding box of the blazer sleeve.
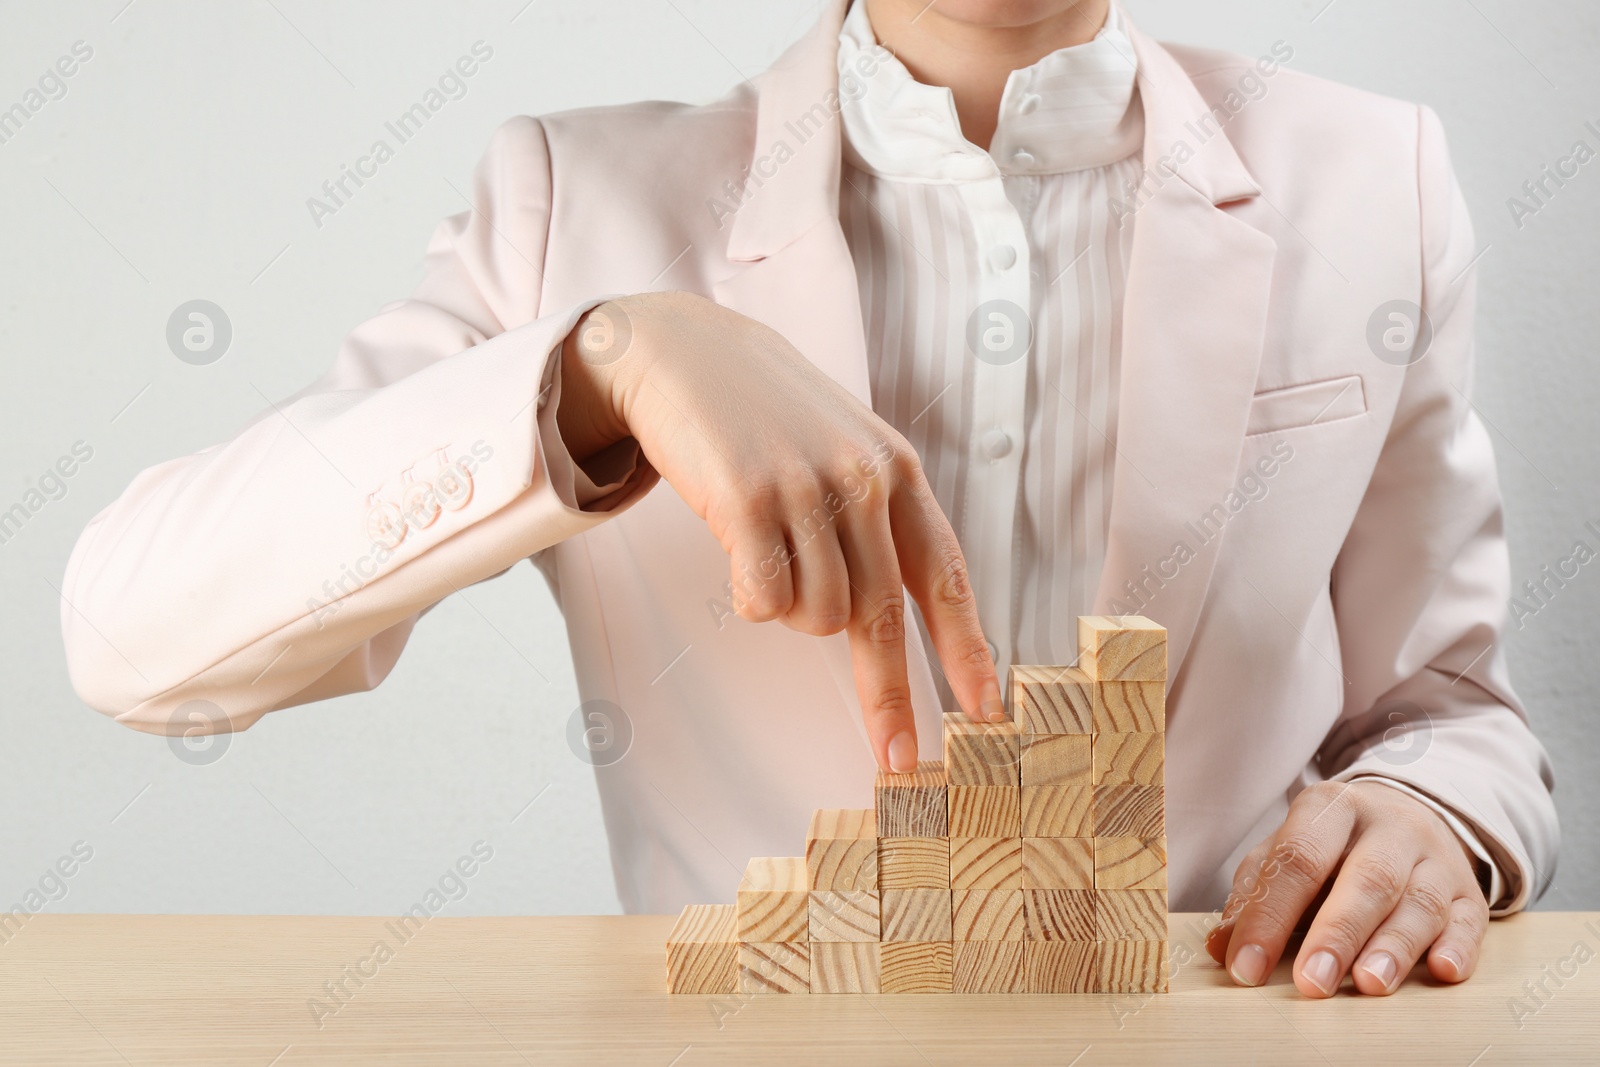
[1319,105,1558,914]
[60,115,657,736]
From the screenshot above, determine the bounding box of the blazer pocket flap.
[1246,374,1366,436]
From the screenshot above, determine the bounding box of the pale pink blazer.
[62,0,1557,915]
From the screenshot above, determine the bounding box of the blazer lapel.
[1093,26,1278,685]
[712,0,870,401]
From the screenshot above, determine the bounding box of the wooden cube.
[1095,889,1168,941]
[954,941,1027,993]
[880,941,954,993]
[808,890,880,942]
[810,942,881,993]
[1019,784,1091,837]
[1095,681,1166,733]
[876,762,948,838]
[1094,836,1167,890]
[1021,837,1093,889]
[1092,784,1165,838]
[1092,732,1164,785]
[1011,665,1093,734]
[1025,941,1096,993]
[879,836,950,889]
[666,904,738,994]
[1022,889,1096,942]
[805,808,878,890]
[942,712,1020,786]
[882,888,953,942]
[948,785,1020,837]
[1077,616,1166,681]
[736,857,809,942]
[1096,939,1169,993]
[737,941,810,994]
[951,889,1024,942]
[950,837,1023,890]
[1020,733,1092,787]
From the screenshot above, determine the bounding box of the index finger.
[889,471,1003,723]
[1223,783,1360,987]
[838,501,918,772]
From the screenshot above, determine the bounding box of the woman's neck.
[862,0,1112,149]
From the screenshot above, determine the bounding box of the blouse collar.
[838,0,1143,181]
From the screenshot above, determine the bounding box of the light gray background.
[1,0,1594,918]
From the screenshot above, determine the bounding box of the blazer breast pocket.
[1245,374,1367,436]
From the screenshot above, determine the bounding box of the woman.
[62,0,1556,999]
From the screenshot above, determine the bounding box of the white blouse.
[837,0,1143,698]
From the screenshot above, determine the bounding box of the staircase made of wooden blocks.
[666,615,1169,995]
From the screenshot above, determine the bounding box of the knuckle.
[861,595,907,647]
[1320,909,1375,954]
[739,480,785,520]
[950,635,995,674]
[893,454,929,495]
[871,686,915,721]
[932,551,976,612]
[1446,898,1489,937]
[1349,853,1409,903]
[1401,880,1453,930]
[1273,833,1332,888]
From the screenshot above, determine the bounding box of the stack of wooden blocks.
[666,615,1169,995]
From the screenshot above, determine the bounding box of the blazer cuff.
[534,297,647,512]
[1345,774,1511,914]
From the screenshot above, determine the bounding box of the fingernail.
[981,698,1007,723]
[1230,943,1270,987]
[1303,949,1341,996]
[1359,950,1398,992]
[1433,947,1462,981]
[887,730,918,773]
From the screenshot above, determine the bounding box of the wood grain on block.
[948,785,1020,837]
[875,761,949,838]
[951,890,1024,942]
[1092,732,1165,785]
[736,857,809,943]
[950,837,1023,890]
[805,808,878,890]
[809,942,881,994]
[1077,616,1167,681]
[953,941,1027,993]
[881,888,953,942]
[942,712,1021,787]
[1019,784,1091,837]
[1011,665,1094,734]
[737,941,810,994]
[1020,733,1092,787]
[1021,837,1094,890]
[1025,941,1097,993]
[1095,889,1168,941]
[879,836,951,889]
[1022,889,1096,942]
[807,890,880,942]
[880,941,954,994]
[1096,939,1170,994]
[1095,681,1166,734]
[665,904,737,995]
[1094,836,1167,891]
[1092,784,1166,839]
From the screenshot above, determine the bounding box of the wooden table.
[2,912,1595,1065]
